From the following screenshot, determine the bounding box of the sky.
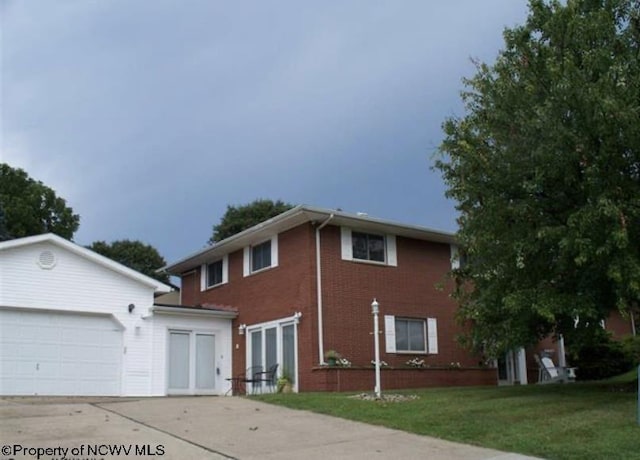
[1,0,530,264]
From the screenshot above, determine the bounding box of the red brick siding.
[180,222,486,391]
[319,225,481,370]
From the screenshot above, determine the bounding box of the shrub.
[570,332,634,381]
[621,335,640,365]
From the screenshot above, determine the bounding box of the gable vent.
[38,250,57,269]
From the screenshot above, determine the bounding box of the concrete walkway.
[1,396,543,460]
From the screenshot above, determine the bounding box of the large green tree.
[0,163,80,240]
[209,199,294,244]
[436,0,640,356]
[88,240,169,284]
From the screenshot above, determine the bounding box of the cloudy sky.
[2,0,530,264]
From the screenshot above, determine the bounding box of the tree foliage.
[209,199,294,244]
[436,0,640,356]
[88,240,169,284]
[0,163,80,240]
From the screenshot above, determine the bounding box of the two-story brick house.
[165,206,495,393]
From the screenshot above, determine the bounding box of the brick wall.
[180,221,488,391]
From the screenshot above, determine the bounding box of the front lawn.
[255,381,639,460]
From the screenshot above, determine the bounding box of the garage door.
[0,309,123,396]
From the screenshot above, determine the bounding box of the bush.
[569,332,634,381]
[621,335,640,365]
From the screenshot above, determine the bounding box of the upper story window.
[207,260,223,287]
[340,227,397,266]
[352,232,385,262]
[243,235,279,276]
[252,240,271,272]
[200,255,228,291]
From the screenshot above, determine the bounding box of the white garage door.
[0,309,123,396]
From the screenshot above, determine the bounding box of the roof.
[163,205,456,274]
[0,233,172,293]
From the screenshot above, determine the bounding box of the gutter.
[315,213,334,365]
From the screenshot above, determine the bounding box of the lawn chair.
[243,366,264,394]
[255,363,279,393]
[535,354,576,384]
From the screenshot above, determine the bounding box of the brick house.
[164,206,495,393]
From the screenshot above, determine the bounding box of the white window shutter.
[427,318,438,354]
[450,244,459,270]
[271,235,279,268]
[243,247,250,277]
[384,315,396,353]
[386,234,397,266]
[341,227,353,261]
[222,255,229,284]
[200,264,207,291]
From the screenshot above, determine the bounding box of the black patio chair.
[255,363,279,393]
[242,366,263,394]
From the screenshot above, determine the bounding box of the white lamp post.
[371,298,381,399]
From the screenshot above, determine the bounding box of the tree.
[88,240,169,284]
[0,163,80,240]
[209,199,294,244]
[0,206,11,241]
[436,0,640,356]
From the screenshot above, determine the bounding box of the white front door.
[0,309,122,396]
[168,330,216,394]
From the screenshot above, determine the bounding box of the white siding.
[0,240,233,397]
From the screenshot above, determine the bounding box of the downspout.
[316,214,334,365]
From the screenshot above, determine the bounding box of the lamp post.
[371,298,381,399]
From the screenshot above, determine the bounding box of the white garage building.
[0,234,235,397]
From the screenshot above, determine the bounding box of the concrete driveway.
[0,396,542,460]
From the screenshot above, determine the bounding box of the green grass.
[255,381,640,460]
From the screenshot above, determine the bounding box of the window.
[252,240,271,272]
[207,260,223,287]
[384,315,438,354]
[352,232,385,262]
[200,255,228,290]
[243,236,279,276]
[340,227,397,266]
[394,318,426,353]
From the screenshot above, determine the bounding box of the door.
[0,309,122,396]
[246,320,298,392]
[167,330,216,394]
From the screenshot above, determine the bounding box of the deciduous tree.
[209,199,294,244]
[88,240,169,284]
[436,0,640,355]
[0,163,80,240]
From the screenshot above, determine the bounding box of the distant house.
[164,206,495,393]
[0,233,235,397]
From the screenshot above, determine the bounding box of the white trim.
[341,227,353,261]
[427,318,438,354]
[270,235,279,268]
[243,247,250,277]
[387,234,397,267]
[450,244,459,270]
[384,315,396,353]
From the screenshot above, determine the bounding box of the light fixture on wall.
[294,312,302,324]
[128,303,135,313]
[238,324,247,335]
